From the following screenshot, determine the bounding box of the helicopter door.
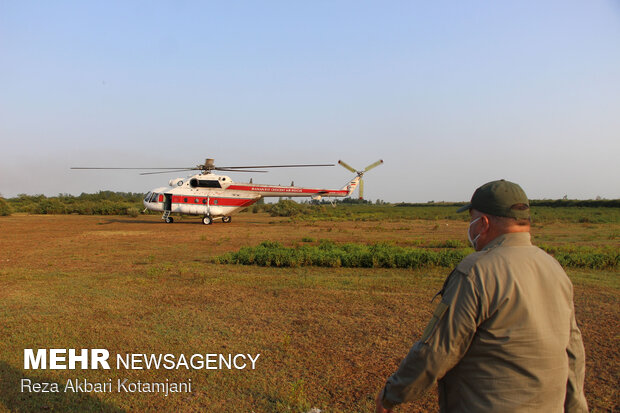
[164,194,172,211]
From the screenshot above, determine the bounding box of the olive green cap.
[457,179,530,219]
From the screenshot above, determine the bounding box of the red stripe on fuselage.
[169,196,257,207]
[227,185,348,196]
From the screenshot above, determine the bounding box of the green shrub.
[214,241,473,269]
[215,241,618,270]
[436,239,467,248]
[0,197,12,216]
[539,245,618,269]
[269,200,309,217]
[6,192,145,216]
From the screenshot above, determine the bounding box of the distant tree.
[0,196,12,216]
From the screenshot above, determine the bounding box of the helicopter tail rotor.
[337,160,357,174]
[337,159,383,200]
[363,159,384,173]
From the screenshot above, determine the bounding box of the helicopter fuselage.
[143,172,357,223]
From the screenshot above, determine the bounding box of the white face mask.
[467,217,482,249]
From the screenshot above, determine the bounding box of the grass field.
[0,213,618,412]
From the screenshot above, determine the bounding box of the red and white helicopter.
[72,158,383,224]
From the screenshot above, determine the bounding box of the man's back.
[378,180,587,413]
[440,232,583,412]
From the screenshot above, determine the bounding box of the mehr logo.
[24,349,110,370]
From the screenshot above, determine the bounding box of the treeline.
[529,199,620,208]
[395,199,620,208]
[3,192,145,216]
[0,197,11,216]
[1,193,618,222]
[252,200,619,224]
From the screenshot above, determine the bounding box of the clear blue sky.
[1,1,619,202]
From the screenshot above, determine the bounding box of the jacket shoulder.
[454,251,486,276]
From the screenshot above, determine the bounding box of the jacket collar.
[482,232,531,251]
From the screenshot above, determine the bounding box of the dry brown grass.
[0,214,617,412]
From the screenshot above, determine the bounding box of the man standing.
[376,180,588,412]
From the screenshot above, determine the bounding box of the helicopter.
[72,158,383,225]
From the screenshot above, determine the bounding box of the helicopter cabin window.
[190,178,221,188]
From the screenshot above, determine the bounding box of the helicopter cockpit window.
[190,178,222,188]
[144,192,152,202]
[203,180,221,188]
[149,193,159,202]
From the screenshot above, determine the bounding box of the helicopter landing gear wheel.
[165,217,174,223]
[222,216,231,223]
[202,216,213,225]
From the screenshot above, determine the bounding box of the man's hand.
[375,390,393,413]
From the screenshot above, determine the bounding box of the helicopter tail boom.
[343,176,360,196]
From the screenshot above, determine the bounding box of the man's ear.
[480,215,491,233]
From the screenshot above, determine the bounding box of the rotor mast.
[198,158,216,174]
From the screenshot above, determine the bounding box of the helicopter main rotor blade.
[337,160,357,173]
[363,159,384,172]
[140,169,198,175]
[71,167,194,170]
[215,168,268,173]
[219,164,334,169]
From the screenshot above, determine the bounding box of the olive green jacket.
[381,232,588,412]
